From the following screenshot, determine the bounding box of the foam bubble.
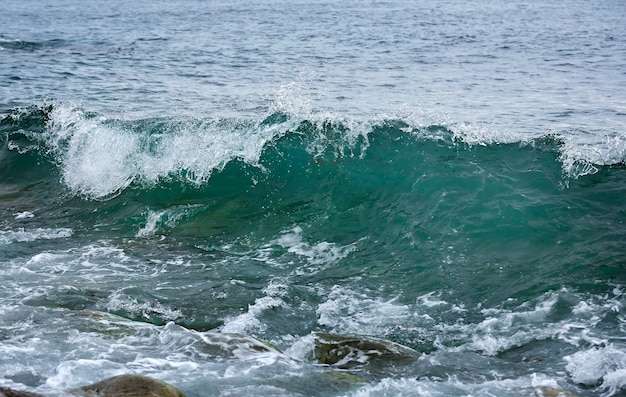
[38,324,203,391]
[136,210,168,237]
[44,359,116,390]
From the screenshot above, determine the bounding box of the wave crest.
[2,103,625,200]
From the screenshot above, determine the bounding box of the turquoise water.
[2,1,626,396]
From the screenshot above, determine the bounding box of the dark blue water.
[1,1,626,396]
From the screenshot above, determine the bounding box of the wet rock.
[185,331,284,360]
[0,387,44,397]
[76,374,185,397]
[312,332,421,369]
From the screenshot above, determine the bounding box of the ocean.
[1,1,626,396]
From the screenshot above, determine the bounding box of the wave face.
[2,103,624,199]
[1,104,625,302]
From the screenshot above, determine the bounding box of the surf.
[2,103,625,203]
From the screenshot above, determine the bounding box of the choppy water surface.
[1,1,626,396]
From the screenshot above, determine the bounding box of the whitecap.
[41,103,288,199]
[14,211,35,219]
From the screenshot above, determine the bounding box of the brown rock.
[77,374,185,397]
[313,332,421,369]
[0,387,44,397]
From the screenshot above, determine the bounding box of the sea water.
[1,1,626,396]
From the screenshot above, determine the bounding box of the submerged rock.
[323,371,369,385]
[75,374,185,397]
[0,387,44,397]
[312,332,421,369]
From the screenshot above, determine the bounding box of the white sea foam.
[19,243,134,282]
[136,210,168,237]
[565,344,626,395]
[269,80,315,118]
[460,294,560,356]
[135,207,198,237]
[425,287,626,362]
[416,291,450,308]
[448,120,518,147]
[559,133,626,178]
[283,334,316,362]
[602,369,626,397]
[14,211,35,219]
[41,99,626,201]
[220,280,289,334]
[12,315,289,393]
[218,229,363,336]
[0,228,72,245]
[345,373,574,397]
[43,103,287,199]
[45,104,140,198]
[270,226,358,276]
[396,104,626,181]
[1,282,621,396]
[316,285,426,335]
[103,290,183,322]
